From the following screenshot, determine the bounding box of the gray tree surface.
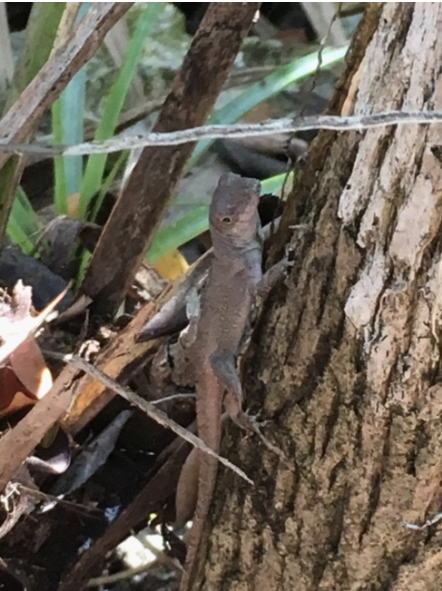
[194,4,442,590]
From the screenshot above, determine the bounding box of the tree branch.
[0,110,441,156]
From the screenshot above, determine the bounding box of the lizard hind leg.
[209,349,250,429]
[210,350,290,465]
[210,349,262,436]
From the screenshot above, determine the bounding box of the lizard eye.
[221,216,232,223]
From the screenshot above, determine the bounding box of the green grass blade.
[147,206,209,262]
[53,3,91,215]
[190,45,348,165]
[261,172,292,195]
[52,65,87,214]
[76,151,129,286]
[52,99,68,214]
[6,218,34,255]
[7,187,44,254]
[90,150,128,221]
[79,3,165,219]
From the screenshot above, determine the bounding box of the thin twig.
[139,534,182,575]
[46,351,252,484]
[17,484,103,519]
[87,552,179,588]
[151,393,195,404]
[402,512,442,531]
[0,110,441,157]
[283,5,343,202]
[87,564,153,587]
[299,2,343,117]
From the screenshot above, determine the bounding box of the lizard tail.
[179,444,220,590]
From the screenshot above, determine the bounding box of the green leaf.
[261,172,293,195]
[52,99,68,214]
[190,45,348,165]
[76,151,129,286]
[90,150,128,221]
[147,206,208,262]
[7,187,44,254]
[6,217,34,255]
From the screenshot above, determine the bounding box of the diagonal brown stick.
[80,2,261,317]
[49,352,251,483]
[0,364,80,491]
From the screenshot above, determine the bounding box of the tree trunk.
[194,4,442,590]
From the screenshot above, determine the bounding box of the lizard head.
[210,173,261,243]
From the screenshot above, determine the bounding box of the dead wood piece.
[0,473,34,540]
[60,299,159,433]
[137,249,213,341]
[80,2,261,317]
[0,280,83,535]
[0,364,78,493]
[213,139,288,179]
[50,410,133,497]
[0,3,132,159]
[40,216,102,280]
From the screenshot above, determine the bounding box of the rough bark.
[196,4,442,591]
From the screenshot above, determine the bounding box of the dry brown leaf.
[10,335,52,399]
[151,248,189,280]
[0,282,63,418]
[175,447,199,528]
[0,366,33,416]
[0,280,69,367]
[67,192,81,218]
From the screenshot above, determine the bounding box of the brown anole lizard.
[137,217,281,342]
[179,172,282,590]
